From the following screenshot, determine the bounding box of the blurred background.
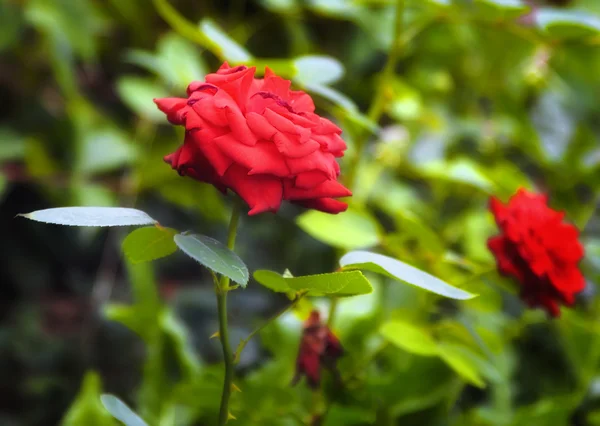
[1,0,600,425]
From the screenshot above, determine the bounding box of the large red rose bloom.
[154,62,351,215]
[487,189,585,317]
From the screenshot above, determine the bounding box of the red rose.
[487,188,585,317]
[154,63,351,215]
[292,310,343,388]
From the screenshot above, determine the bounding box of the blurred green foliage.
[1,0,600,425]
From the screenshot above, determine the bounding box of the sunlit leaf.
[199,18,252,63]
[79,128,137,175]
[474,0,528,19]
[253,269,372,296]
[61,372,116,426]
[116,76,170,122]
[18,207,157,227]
[293,55,344,85]
[174,233,249,286]
[380,320,439,356]
[536,9,600,39]
[122,226,178,264]
[437,343,486,388]
[420,158,495,192]
[339,251,476,300]
[296,207,381,249]
[100,395,148,426]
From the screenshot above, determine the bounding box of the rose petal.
[284,179,351,200]
[292,198,348,214]
[213,134,289,177]
[222,164,283,215]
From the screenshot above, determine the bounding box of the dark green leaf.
[174,233,249,286]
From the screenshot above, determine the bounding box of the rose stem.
[216,200,242,426]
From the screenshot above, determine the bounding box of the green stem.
[345,0,405,189]
[234,292,307,362]
[216,201,242,426]
[327,297,338,327]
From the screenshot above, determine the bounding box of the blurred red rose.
[154,62,351,215]
[292,310,343,388]
[488,188,585,317]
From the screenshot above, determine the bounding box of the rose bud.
[292,310,344,389]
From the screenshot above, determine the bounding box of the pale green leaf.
[19,207,156,227]
[199,18,252,63]
[535,9,600,39]
[380,320,439,356]
[79,128,137,175]
[116,77,170,122]
[293,55,344,85]
[296,208,380,249]
[100,395,148,426]
[339,251,476,300]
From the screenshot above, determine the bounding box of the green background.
[1,0,600,425]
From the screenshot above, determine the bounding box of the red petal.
[221,164,283,215]
[213,134,289,177]
[293,198,348,214]
[284,179,351,201]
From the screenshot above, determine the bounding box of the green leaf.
[301,82,379,133]
[0,127,26,161]
[253,270,293,293]
[296,207,380,250]
[292,55,344,85]
[122,226,178,264]
[18,207,157,227]
[174,233,249,286]
[420,158,495,193]
[61,372,116,426]
[535,9,600,39]
[116,76,170,122]
[339,251,476,300]
[380,320,439,356]
[156,33,207,88]
[79,128,137,175]
[253,269,372,296]
[474,0,528,19]
[199,18,252,63]
[437,343,486,388]
[100,395,148,426]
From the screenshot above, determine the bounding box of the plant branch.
[216,201,242,426]
[234,292,307,363]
